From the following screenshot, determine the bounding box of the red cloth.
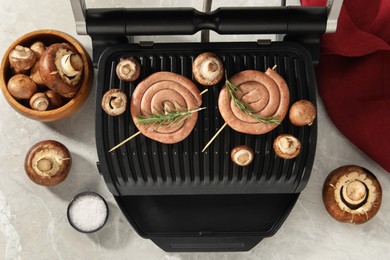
[303,0,390,173]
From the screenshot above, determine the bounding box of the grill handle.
[85,7,327,36]
[151,237,262,252]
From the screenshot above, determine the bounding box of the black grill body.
[95,41,318,251]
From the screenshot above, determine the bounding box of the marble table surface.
[1,1,389,259]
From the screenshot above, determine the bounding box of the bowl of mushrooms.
[0,29,92,121]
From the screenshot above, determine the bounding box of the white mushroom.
[231,145,254,166]
[323,165,382,224]
[116,57,141,82]
[101,89,127,116]
[273,134,301,159]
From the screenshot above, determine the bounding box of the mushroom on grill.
[273,134,301,159]
[289,100,317,126]
[192,52,224,86]
[101,89,127,116]
[231,145,254,166]
[116,57,141,82]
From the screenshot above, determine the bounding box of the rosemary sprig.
[136,102,206,128]
[225,75,280,125]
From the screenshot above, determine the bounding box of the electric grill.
[71,0,342,252]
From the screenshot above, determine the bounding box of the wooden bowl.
[0,29,93,122]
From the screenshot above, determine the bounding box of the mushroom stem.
[60,53,83,77]
[33,98,49,111]
[341,180,368,208]
[231,146,254,166]
[37,158,54,172]
[201,60,220,81]
[120,63,136,78]
[278,137,296,154]
[110,96,125,110]
[30,93,50,111]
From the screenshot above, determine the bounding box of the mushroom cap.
[289,100,317,126]
[9,45,36,72]
[30,41,46,59]
[7,74,38,100]
[192,52,224,86]
[230,145,254,166]
[24,140,72,186]
[45,90,63,109]
[273,134,301,159]
[322,165,382,224]
[116,57,141,82]
[39,43,83,98]
[101,89,127,116]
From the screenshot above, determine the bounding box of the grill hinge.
[139,41,154,48]
[257,39,272,46]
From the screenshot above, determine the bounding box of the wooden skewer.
[107,59,216,154]
[109,131,142,153]
[200,89,208,95]
[201,122,228,153]
[109,106,207,153]
[201,66,279,153]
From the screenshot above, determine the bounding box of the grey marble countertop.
[1,1,389,259]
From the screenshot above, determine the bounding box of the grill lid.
[95,41,317,196]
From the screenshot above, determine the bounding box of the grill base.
[115,193,299,252]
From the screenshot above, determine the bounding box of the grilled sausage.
[218,69,290,134]
[131,71,202,144]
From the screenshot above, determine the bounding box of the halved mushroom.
[273,134,301,159]
[7,74,38,100]
[323,165,382,224]
[9,45,36,74]
[30,92,50,111]
[289,100,317,126]
[24,140,72,186]
[231,145,254,166]
[116,57,141,82]
[192,52,224,86]
[101,89,127,116]
[39,43,83,98]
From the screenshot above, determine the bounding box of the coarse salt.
[68,194,108,232]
